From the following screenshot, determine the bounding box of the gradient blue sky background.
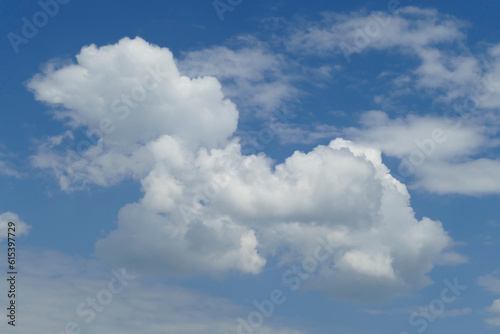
[1,0,500,333]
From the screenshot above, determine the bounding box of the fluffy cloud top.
[29,37,238,190]
[28,37,238,150]
[29,37,459,300]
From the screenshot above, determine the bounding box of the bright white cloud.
[29,37,459,301]
[95,136,458,300]
[28,37,238,150]
[29,37,239,191]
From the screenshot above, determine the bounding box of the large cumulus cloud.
[29,37,460,300]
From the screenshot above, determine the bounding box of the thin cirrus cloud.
[27,37,462,301]
[0,160,21,179]
[279,7,500,203]
[285,5,477,101]
[0,145,22,179]
[288,5,500,108]
[178,40,299,117]
[286,7,465,56]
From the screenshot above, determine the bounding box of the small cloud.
[433,252,469,266]
[0,212,31,242]
[329,109,347,117]
[0,161,21,179]
[478,274,500,294]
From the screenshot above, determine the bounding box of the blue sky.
[1,0,500,333]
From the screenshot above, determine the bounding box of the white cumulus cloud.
[29,37,460,301]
